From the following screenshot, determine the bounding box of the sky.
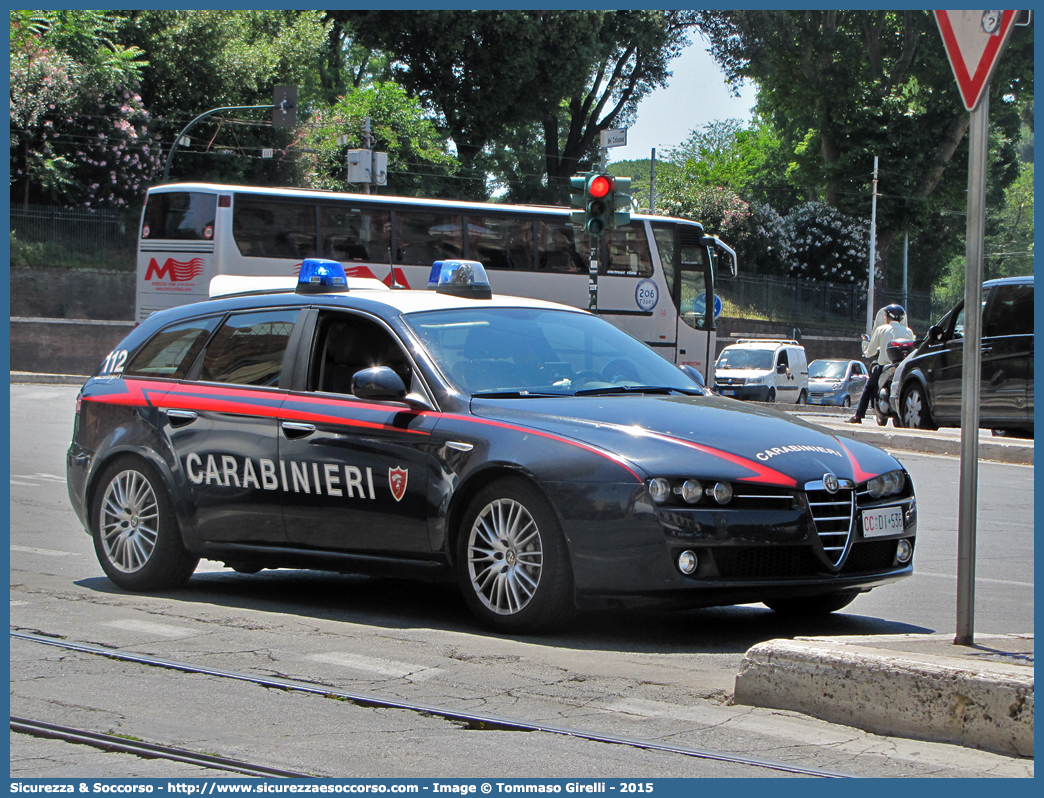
[607,42,758,164]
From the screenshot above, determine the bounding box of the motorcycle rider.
[846,304,912,424]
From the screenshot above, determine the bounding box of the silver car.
[808,359,869,408]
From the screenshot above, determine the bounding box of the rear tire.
[91,456,198,591]
[796,390,807,404]
[456,478,575,633]
[764,590,860,616]
[842,396,851,408]
[766,389,776,403]
[900,383,936,430]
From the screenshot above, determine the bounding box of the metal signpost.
[933,10,1019,646]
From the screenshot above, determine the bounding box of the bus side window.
[652,227,676,298]
[467,216,535,271]
[322,207,390,263]
[536,220,586,273]
[234,198,316,260]
[604,222,651,277]
[395,211,463,265]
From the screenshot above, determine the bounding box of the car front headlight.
[746,375,764,385]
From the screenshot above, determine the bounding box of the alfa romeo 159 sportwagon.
[67,259,916,632]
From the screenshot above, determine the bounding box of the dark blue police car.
[67,259,916,632]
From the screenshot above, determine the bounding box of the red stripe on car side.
[440,413,643,483]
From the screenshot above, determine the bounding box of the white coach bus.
[136,182,736,378]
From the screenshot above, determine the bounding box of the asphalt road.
[8,384,1034,779]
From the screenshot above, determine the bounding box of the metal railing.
[715,273,951,332]
[10,204,137,256]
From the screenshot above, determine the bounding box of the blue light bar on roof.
[427,259,492,300]
[297,259,348,294]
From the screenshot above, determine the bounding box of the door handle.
[164,409,197,427]
[281,421,316,439]
[980,346,993,354]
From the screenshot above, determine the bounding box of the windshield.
[403,307,699,397]
[715,348,772,371]
[809,361,847,379]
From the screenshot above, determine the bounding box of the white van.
[713,339,810,403]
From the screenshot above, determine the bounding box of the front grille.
[713,546,820,578]
[806,487,855,566]
[716,376,745,386]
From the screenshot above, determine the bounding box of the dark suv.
[895,276,1033,436]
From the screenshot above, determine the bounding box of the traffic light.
[610,176,632,228]
[585,173,612,235]
[569,174,587,230]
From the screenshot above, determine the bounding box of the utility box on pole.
[372,151,388,186]
[346,149,372,184]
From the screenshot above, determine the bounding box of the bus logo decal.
[145,257,205,283]
[635,279,658,312]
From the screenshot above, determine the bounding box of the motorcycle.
[873,338,918,426]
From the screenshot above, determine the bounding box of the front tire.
[764,590,860,616]
[457,478,575,633]
[91,456,198,591]
[796,390,807,404]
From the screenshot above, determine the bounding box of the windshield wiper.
[574,385,703,397]
[471,390,567,399]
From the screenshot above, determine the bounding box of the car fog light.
[712,481,733,505]
[896,539,913,563]
[649,478,671,503]
[868,476,885,499]
[681,479,703,504]
[678,550,698,575]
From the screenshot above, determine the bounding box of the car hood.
[469,394,902,488]
[809,378,845,388]
[713,368,768,380]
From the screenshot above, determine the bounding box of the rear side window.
[124,317,220,379]
[142,192,217,240]
[984,283,1033,337]
[199,310,300,387]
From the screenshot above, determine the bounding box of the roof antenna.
[388,265,405,289]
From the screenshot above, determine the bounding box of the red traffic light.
[588,174,612,198]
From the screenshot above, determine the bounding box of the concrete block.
[735,639,1033,757]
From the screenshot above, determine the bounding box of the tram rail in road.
[11,630,856,780]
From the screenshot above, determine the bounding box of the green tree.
[347,11,698,202]
[301,81,457,197]
[697,10,1033,289]
[114,10,330,186]
[10,10,155,207]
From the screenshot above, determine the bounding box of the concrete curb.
[734,634,1034,757]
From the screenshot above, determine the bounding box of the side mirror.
[677,364,706,390]
[776,363,788,375]
[351,366,406,401]
[928,325,944,344]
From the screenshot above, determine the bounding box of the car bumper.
[808,392,847,406]
[714,384,771,401]
[548,481,917,610]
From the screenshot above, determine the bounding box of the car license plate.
[810,397,822,404]
[862,505,904,538]
[721,389,735,396]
